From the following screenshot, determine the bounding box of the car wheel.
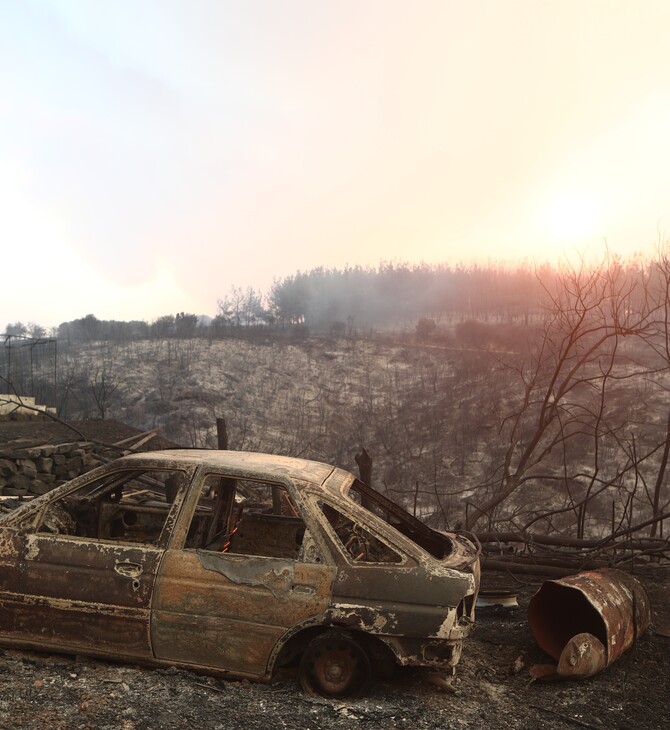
[299,630,372,698]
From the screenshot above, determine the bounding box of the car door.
[0,465,191,660]
[151,472,336,677]
[9,530,165,658]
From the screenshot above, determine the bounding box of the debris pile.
[477,528,670,574]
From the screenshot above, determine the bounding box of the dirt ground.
[0,570,667,730]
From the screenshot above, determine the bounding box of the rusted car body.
[0,450,480,696]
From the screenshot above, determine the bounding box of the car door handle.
[292,584,316,596]
[115,561,142,579]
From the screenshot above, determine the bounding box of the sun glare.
[544,193,603,243]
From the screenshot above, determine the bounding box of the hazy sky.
[2,0,670,327]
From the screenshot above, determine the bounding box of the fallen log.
[476,531,602,549]
[482,558,577,577]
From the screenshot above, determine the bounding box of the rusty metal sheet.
[332,564,474,614]
[152,549,336,677]
[21,533,160,606]
[528,568,650,678]
[115,450,337,488]
[0,526,162,658]
[197,552,295,599]
[324,596,469,641]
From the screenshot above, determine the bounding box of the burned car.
[0,450,479,697]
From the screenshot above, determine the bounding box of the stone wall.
[0,441,104,497]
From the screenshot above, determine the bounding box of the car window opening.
[320,502,402,564]
[187,475,315,562]
[30,468,189,547]
[349,479,455,560]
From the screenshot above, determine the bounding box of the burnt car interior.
[29,468,190,546]
[186,474,308,560]
[319,501,403,564]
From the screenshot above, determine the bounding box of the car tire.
[299,630,372,698]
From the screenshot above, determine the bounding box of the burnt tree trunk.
[355,447,374,510]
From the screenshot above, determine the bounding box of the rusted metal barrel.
[528,568,650,678]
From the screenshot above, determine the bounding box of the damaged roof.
[116,449,340,486]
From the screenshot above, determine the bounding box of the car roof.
[117,449,340,487]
